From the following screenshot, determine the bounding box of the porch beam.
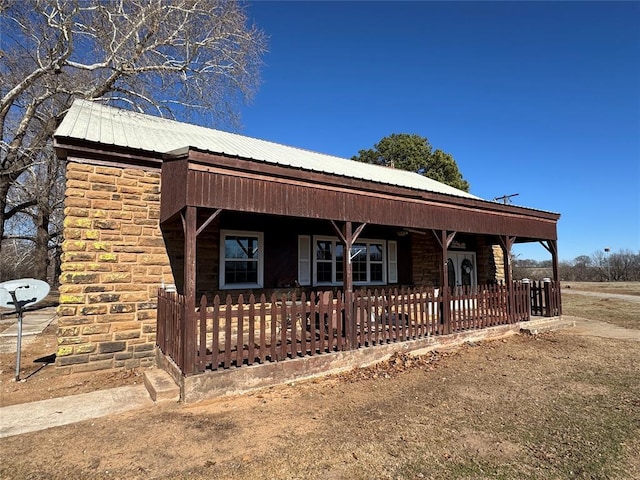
[431,229,457,250]
[330,220,347,244]
[183,205,197,375]
[196,208,222,237]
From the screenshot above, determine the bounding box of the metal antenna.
[493,193,519,204]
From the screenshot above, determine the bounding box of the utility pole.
[604,247,611,282]
[493,193,519,205]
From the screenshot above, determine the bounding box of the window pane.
[225,260,258,284]
[370,244,383,262]
[225,236,259,260]
[316,241,332,261]
[317,262,332,283]
[370,263,383,282]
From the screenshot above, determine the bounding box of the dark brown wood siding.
[180,164,557,240]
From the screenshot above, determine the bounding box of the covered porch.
[157,147,561,378]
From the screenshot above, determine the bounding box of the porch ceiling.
[160,148,559,242]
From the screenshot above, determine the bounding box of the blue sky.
[240,1,639,262]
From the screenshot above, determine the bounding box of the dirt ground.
[1,286,639,479]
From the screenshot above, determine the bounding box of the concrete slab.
[519,317,576,335]
[0,307,57,337]
[0,385,154,438]
[143,368,180,403]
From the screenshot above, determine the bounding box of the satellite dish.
[0,278,51,382]
[0,278,50,310]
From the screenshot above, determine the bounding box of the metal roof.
[55,99,479,200]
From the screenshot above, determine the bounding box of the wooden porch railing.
[529,280,562,317]
[157,282,559,376]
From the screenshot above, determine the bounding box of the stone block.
[94,166,121,176]
[83,229,100,240]
[89,241,111,252]
[67,179,91,190]
[110,321,141,332]
[60,263,85,272]
[114,331,141,341]
[57,336,83,345]
[136,310,156,321]
[63,240,88,252]
[94,219,120,230]
[82,324,110,335]
[68,163,94,173]
[142,323,157,334]
[57,305,77,316]
[121,225,143,236]
[85,263,112,272]
[58,354,90,366]
[117,177,138,187]
[66,170,89,181]
[63,228,82,240]
[68,359,114,373]
[101,272,132,283]
[144,368,180,402]
[92,199,122,210]
[138,237,165,248]
[56,345,74,357]
[98,253,118,262]
[98,313,136,324]
[58,326,80,337]
[92,183,118,192]
[79,305,108,315]
[98,341,126,354]
[62,252,95,262]
[65,207,90,217]
[84,285,109,293]
[59,293,85,304]
[57,316,92,327]
[110,303,135,314]
[60,272,100,284]
[76,343,97,354]
[85,190,111,200]
[87,293,120,304]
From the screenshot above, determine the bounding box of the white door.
[447,252,477,289]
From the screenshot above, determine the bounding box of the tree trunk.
[0,174,11,257]
[33,210,51,282]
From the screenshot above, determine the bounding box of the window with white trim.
[219,231,263,289]
[311,236,388,286]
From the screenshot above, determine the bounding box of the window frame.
[219,230,264,290]
[311,236,388,287]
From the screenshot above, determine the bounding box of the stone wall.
[411,232,505,287]
[56,162,174,373]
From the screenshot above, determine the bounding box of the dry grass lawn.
[0,283,638,480]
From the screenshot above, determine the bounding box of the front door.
[447,252,477,289]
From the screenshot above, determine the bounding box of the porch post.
[343,221,354,348]
[541,239,562,316]
[499,236,516,322]
[183,205,197,375]
[432,229,456,335]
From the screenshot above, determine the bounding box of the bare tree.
[1,0,266,281]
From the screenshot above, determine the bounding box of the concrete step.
[143,369,180,403]
[520,317,576,336]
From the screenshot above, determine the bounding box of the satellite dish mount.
[0,279,50,381]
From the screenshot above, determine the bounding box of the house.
[53,99,561,396]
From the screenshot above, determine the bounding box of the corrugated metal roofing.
[55,99,479,200]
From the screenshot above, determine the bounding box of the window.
[220,231,263,289]
[311,236,387,286]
